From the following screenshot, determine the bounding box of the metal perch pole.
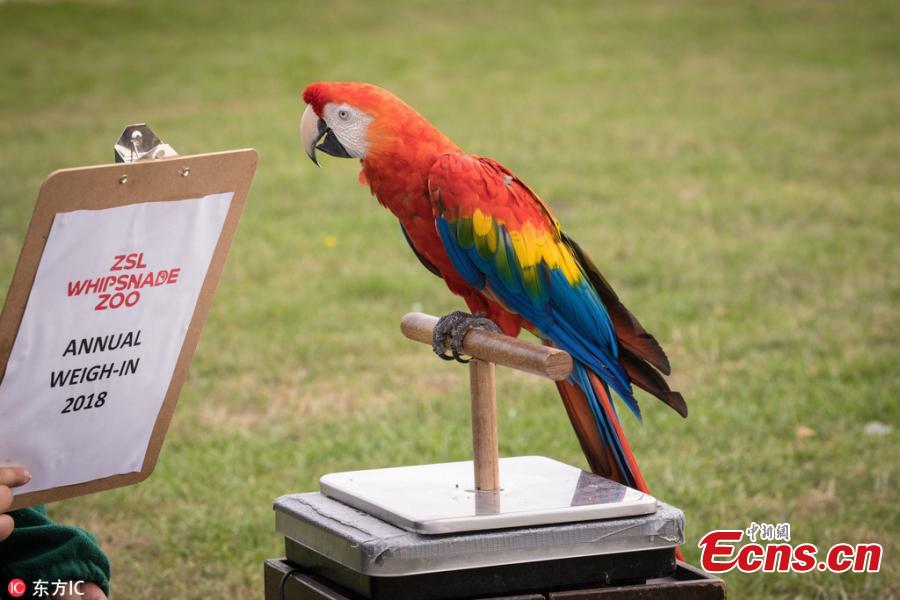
[400,312,573,491]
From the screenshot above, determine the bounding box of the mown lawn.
[0,1,897,598]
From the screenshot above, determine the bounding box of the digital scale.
[319,456,658,535]
[265,314,722,599]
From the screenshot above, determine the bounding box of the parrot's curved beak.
[301,104,352,166]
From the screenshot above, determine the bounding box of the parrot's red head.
[300,81,457,168]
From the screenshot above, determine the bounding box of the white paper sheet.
[0,193,232,494]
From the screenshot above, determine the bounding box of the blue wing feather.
[436,214,641,421]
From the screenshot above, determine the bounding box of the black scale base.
[265,541,725,600]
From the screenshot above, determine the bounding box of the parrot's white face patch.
[322,102,374,159]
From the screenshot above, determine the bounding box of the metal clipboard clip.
[114,123,178,163]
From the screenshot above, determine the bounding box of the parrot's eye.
[338,109,350,121]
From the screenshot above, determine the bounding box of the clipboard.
[0,148,258,510]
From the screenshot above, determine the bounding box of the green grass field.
[1,1,897,598]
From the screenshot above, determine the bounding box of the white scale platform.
[320,455,658,535]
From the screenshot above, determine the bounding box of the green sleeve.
[0,505,110,596]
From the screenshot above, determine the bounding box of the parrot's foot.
[431,310,502,363]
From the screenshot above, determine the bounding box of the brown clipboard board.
[1,148,258,510]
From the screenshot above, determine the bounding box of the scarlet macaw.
[300,82,686,493]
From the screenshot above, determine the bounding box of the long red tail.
[556,370,649,493]
[556,368,685,561]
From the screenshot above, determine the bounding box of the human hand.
[0,465,31,542]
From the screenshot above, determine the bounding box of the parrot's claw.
[432,311,470,362]
[431,311,502,364]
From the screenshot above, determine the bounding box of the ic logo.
[7,578,26,598]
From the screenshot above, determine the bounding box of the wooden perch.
[400,312,573,381]
[400,312,573,491]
